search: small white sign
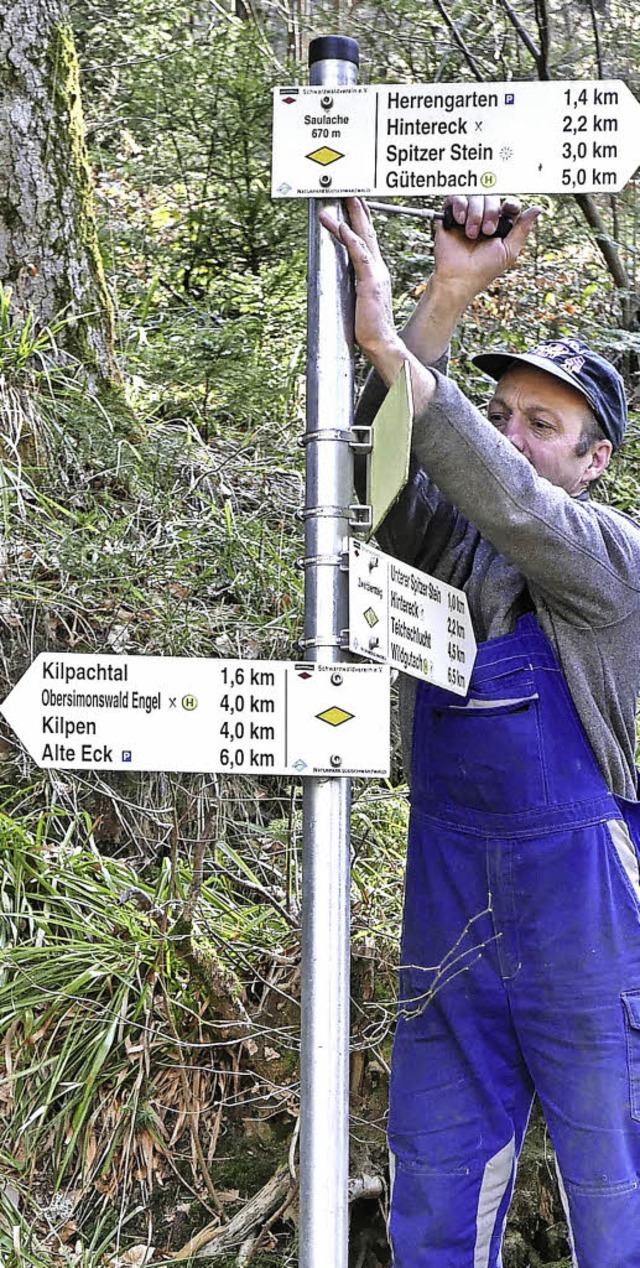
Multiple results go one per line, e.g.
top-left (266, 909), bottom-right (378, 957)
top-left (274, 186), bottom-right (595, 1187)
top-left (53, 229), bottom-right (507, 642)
top-left (272, 79), bottom-right (640, 197)
top-left (0, 655), bottom-right (390, 776)
top-left (349, 541), bottom-right (476, 694)
top-left (272, 84), bottom-right (377, 198)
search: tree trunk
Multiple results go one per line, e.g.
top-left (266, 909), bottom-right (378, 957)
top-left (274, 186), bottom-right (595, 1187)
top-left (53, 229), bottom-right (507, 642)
top-left (0, 0), bottom-right (117, 381)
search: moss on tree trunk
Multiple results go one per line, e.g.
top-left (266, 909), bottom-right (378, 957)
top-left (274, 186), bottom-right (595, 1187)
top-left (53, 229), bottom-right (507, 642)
top-left (0, 0), bottom-right (117, 381)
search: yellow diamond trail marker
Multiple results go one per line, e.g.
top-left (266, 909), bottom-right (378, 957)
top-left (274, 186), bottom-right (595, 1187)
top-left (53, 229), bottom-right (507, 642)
top-left (272, 79), bottom-right (640, 197)
top-left (0, 655), bottom-right (390, 777)
top-left (349, 540), bottom-right (477, 695)
top-left (307, 146), bottom-right (344, 166)
top-left (316, 706), bottom-right (354, 727)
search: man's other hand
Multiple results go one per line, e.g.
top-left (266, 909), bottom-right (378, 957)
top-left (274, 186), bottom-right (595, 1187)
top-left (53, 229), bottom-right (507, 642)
top-left (435, 195), bottom-right (542, 302)
top-left (319, 197), bottom-right (408, 384)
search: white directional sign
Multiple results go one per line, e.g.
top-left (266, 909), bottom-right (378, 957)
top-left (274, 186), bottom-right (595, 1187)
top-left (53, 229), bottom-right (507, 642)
top-left (272, 79), bottom-right (640, 197)
top-left (349, 541), bottom-right (476, 694)
top-left (0, 655), bottom-right (390, 777)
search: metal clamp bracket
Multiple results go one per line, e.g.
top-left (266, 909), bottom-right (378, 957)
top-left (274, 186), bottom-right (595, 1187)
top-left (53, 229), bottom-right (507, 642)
top-left (296, 504), bottom-right (370, 528)
top-left (297, 630), bottom-right (351, 652)
top-left (297, 426), bottom-right (373, 453)
top-left (295, 553), bottom-right (346, 571)
top-left (348, 425), bottom-right (373, 454)
top-left (348, 504), bottom-right (372, 533)
top-left (296, 506), bottom-right (344, 522)
top-left (298, 428), bottom-right (349, 448)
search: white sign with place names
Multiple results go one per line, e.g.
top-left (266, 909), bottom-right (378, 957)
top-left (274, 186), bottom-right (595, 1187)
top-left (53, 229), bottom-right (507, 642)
top-left (0, 655), bottom-right (390, 777)
top-left (349, 540), bottom-right (476, 694)
top-left (272, 79), bottom-right (640, 198)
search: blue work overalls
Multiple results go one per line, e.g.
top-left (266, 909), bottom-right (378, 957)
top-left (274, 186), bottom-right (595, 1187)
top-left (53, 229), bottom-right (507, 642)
top-left (388, 614), bottom-right (640, 1267)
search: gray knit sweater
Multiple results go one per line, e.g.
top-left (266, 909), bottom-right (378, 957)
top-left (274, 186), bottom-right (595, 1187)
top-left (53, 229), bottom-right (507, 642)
top-left (356, 364), bottom-right (640, 800)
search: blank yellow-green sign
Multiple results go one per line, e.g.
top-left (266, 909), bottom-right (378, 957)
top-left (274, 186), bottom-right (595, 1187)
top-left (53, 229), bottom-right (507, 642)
top-left (367, 360), bottom-right (413, 536)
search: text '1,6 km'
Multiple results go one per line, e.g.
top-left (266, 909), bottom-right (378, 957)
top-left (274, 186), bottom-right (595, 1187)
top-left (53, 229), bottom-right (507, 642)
top-left (0, 655), bottom-right (391, 777)
top-left (271, 79), bottom-right (640, 197)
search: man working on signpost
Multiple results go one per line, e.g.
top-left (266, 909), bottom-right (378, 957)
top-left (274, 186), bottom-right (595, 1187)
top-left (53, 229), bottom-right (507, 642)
top-left (319, 194), bottom-right (640, 1267)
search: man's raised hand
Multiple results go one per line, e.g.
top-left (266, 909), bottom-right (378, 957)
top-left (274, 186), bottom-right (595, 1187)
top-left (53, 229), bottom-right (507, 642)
top-left (318, 197), bottom-right (407, 382)
top-left (318, 195), bottom-right (542, 387)
top-left (434, 195), bottom-right (542, 301)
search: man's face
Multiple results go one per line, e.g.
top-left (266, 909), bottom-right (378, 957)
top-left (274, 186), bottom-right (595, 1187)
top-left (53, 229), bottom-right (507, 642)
top-left (487, 364), bottom-right (612, 495)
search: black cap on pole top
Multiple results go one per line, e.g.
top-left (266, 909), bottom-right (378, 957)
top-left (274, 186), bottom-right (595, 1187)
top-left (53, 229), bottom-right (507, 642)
top-left (308, 35), bottom-right (359, 67)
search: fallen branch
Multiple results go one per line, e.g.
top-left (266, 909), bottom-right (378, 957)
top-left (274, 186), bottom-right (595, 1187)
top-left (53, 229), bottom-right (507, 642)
top-left (173, 1166), bottom-right (386, 1260)
top-left (174, 1168), bottom-right (292, 1260)
top-left (348, 1173), bottom-right (385, 1203)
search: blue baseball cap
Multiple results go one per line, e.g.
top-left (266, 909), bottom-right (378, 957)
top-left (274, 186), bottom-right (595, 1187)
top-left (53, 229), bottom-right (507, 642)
top-left (472, 337), bottom-right (627, 450)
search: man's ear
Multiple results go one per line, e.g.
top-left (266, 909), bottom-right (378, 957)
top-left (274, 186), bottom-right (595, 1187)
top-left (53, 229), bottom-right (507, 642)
top-left (584, 438), bottom-right (613, 485)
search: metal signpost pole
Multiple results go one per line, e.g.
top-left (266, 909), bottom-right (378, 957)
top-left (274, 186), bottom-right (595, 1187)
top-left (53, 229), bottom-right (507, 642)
top-left (299, 34), bottom-right (360, 1268)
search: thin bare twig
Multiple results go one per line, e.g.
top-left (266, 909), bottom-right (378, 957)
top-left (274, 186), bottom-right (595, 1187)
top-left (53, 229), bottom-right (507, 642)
top-left (574, 194), bottom-right (636, 327)
top-left (431, 0), bottom-right (484, 79)
top-left (494, 0), bottom-right (541, 63)
top-left (185, 803), bottom-right (218, 921)
top-left (158, 978), bottom-right (227, 1220)
top-left (214, 863), bottom-right (299, 929)
top-left (533, 0), bottom-right (551, 79)
top-left (585, 0), bottom-right (604, 78)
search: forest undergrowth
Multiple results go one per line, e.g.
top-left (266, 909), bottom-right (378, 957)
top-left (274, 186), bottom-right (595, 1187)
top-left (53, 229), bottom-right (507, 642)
top-left (0, 292), bottom-right (409, 1265)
